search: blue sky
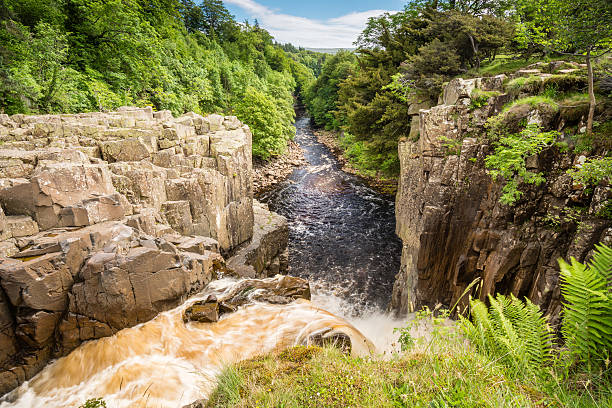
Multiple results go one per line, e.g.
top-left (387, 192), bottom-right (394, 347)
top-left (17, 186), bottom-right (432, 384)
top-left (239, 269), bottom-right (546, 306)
top-left (224, 0), bottom-right (407, 48)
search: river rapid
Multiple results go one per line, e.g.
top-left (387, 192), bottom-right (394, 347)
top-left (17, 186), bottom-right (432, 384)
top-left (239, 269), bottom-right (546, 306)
top-left (259, 109), bottom-right (403, 316)
top-left (0, 110), bottom-right (404, 408)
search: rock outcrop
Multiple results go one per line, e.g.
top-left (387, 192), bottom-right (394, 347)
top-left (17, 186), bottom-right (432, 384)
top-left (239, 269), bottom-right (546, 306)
top-left (183, 275), bottom-right (311, 323)
top-left (392, 69), bottom-right (612, 323)
top-left (228, 200), bottom-right (289, 278)
top-left (0, 107), bottom-right (289, 394)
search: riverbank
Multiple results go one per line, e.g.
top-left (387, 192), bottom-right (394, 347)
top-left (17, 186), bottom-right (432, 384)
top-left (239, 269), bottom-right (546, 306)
top-left (205, 340), bottom-right (604, 408)
top-left (314, 129), bottom-right (398, 196)
top-left (253, 139), bottom-right (307, 196)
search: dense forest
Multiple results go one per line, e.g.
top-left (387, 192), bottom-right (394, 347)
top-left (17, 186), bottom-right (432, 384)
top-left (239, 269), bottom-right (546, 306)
top-left (0, 0), bottom-right (326, 158)
top-left (305, 0), bottom-right (611, 177)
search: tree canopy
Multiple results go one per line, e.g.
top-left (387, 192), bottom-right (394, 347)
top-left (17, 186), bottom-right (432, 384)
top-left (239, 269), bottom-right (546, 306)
top-left (0, 0), bottom-right (319, 159)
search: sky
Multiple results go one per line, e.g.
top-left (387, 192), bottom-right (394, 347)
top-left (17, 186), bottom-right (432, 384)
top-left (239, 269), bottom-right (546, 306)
top-left (224, 0), bottom-right (407, 48)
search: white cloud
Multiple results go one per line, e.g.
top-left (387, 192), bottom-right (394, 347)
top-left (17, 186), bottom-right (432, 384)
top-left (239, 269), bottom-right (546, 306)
top-left (225, 0), bottom-right (397, 48)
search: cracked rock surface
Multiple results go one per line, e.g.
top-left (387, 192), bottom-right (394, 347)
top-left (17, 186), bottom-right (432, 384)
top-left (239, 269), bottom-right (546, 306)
top-left (0, 107), bottom-right (289, 394)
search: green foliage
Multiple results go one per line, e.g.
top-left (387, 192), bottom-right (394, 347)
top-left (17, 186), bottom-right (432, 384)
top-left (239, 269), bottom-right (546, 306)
top-left (78, 398), bottom-right (106, 408)
top-left (542, 206), bottom-right (585, 230)
top-left (567, 156), bottom-right (612, 187)
top-left (0, 0), bottom-right (317, 159)
top-left (439, 136), bottom-right (463, 155)
top-left (559, 245), bottom-right (612, 369)
top-left (485, 125), bottom-right (558, 205)
top-left (339, 132), bottom-right (400, 177)
top-left (207, 365), bottom-right (243, 406)
top-left (304, 4), bottom-right (512, 177)
top-left (305, 51), bottom-right (355, 130)
top-left (394, 307), bottom-right (455, 352)
top-left (503, 95), bottom-right (559, 112)
top-left (235, 86), bottom-right (295, 159)
top-left (505, 75), bottom-right (543, 95)
top-left (460, 294), bottom-right (554, 375)
top-left (469, 89), bottom-right (500, 110)
top-left (515, 0), bottom-right (612, 58)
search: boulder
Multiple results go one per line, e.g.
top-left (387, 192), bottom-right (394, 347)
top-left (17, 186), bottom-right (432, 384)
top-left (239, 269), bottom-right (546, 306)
top-left (100, 137), bottom-right (155, 162)
top-left (69, 245), bottom-right (221, 331)
top-left (218, 275), bottom-right (311, 310)
top-left (303, 328), bottom-right (352, 354)
top-left (183, 299), bottom-right (220, 323)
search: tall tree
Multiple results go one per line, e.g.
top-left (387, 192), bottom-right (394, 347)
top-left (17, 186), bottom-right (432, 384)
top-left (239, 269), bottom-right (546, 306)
top-left (517, 0), bottom-right (612, 135)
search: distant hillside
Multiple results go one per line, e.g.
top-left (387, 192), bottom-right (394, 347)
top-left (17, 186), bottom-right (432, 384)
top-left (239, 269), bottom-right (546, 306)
top-left (305, 47), bottom-right (356, 54)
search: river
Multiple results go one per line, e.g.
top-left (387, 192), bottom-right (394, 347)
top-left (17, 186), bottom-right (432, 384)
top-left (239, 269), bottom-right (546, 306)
top-left (259, 109), bottom-right (402, 316)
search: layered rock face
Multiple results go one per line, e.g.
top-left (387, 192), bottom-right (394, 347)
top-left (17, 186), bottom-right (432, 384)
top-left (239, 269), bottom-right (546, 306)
top-left (0, 107), bottom-right (288, 394)
top-left (392, 72), bottom-right (611, 322)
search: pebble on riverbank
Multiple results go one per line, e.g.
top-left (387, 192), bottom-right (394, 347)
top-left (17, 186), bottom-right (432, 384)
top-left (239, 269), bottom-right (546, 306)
top-left (253, 139), bottom-right (307, 196)
top-left (314, 130), bottom-right (398, 196)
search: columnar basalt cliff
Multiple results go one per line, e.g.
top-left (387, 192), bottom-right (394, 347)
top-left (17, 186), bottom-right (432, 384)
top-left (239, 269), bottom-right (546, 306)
top-left (0, 107), bottom-right (288, 394)
top-left (392, 65), bottom-right (611, 322)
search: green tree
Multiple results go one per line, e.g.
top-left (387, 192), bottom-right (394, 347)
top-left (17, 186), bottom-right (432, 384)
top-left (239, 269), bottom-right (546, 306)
top-left (306, 51), bottom-right (356, 129)
top-left (516, 0), bottom-right (612, 135)
top-left (234, 86), bottom-right (294, 159)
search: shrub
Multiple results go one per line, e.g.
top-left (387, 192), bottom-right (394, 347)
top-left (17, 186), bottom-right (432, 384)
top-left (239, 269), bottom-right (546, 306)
top-left (460, 294), bottom-right (554, 375)
top-left (559, 244), bottom-right (612, 369)
top-left (79, 399), bottom-right (106, 408)
top-left (567, 156), bottom-right (612, 187)
top-left (485, 125), bottom-right (558, 205)
top-left (234, 86), bottom-right (294, 159)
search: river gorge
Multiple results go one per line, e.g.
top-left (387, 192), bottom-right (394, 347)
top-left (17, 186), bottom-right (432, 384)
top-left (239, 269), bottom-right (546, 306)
top-left (0, 66), bottom-right (609, 407)
top-left (260, 111), bottom-right (402, 315)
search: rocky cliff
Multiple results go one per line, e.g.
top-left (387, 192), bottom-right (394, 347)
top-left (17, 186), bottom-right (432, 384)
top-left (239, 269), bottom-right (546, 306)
top-left (392, 65), bottom-right (611, 322)
top-left (0, 107), bottom-right (288, 394)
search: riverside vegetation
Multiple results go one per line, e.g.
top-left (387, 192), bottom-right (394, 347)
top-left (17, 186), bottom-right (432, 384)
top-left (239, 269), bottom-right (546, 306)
top-left (0, 0), bottom-right (324, 159)
top-left (304, 0), bottom-right (611, 182)
top-left (206, 247), bottom-right (612, 408)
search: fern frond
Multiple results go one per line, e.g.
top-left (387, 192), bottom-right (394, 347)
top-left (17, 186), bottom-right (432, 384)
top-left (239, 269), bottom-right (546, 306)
top-left (461, 294), bottom-right (553, 374)
top-left (559, 246), bottom-right (612, 367)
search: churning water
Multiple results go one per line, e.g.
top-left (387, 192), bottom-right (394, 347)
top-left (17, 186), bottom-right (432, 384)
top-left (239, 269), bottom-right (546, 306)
top-left (259, 110), bottom-right (403, 316)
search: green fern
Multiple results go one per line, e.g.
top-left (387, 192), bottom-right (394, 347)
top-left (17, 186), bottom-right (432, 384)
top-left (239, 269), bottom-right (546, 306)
top-left (460, 294), bottom-right (554, 374)
top-left (559, 244), bottom-right (612, 368)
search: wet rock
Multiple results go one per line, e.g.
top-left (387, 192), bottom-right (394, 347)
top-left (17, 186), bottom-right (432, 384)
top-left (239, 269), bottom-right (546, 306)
top-left (182, 294), bottom-right (232, 323)
top-left (219, 275), bottom-right (311, 309)
top-left (183, 301), bottom-right (219, 323)
top-left (304, 328), bottom-right (352, 354)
